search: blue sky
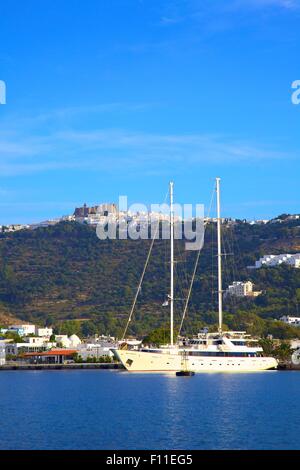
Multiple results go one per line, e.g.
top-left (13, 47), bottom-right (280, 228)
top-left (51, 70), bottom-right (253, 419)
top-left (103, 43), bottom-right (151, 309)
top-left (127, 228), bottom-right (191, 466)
top-left (0, 0), bottom-right (300, 224)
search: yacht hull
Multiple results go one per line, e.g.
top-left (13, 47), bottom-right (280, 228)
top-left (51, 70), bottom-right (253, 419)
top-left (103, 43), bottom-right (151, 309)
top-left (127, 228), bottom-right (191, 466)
top-left (113, 349), bottom-right (278, 372)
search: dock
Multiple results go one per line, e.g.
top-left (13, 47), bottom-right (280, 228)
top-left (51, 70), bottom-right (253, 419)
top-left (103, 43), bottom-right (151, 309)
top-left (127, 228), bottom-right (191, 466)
top-left (0, 362), bottom-right (124, 371)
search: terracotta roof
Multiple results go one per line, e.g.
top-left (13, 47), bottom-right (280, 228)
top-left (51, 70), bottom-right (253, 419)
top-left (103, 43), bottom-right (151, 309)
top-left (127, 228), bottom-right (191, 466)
top-left (23, 349), bottom-right (77, 357)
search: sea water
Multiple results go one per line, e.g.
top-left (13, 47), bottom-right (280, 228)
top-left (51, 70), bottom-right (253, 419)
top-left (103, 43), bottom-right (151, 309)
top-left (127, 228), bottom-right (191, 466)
top-left (0, 370), bottom-right (299, 450)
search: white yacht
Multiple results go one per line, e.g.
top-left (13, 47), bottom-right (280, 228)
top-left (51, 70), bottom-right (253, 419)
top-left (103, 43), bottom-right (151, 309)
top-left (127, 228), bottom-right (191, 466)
top-left (113, 178), bottom-right (277, 373)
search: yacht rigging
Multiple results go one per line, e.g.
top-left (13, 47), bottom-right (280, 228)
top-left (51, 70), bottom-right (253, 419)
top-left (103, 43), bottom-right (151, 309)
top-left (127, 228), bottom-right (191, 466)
top-left (113, 179), bottom-right (277, 372)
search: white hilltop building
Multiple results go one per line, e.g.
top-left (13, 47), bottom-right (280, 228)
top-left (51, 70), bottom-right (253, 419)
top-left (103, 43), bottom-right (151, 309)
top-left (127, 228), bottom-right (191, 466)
top-left (248, 219), bottom-right (269, 225)
top-left (280, 316), bottom-right (300, 327)
top-left (225, 281), bottom-right (262, 298)
top-left (250, 254), bottom-right (300, 269)
top-left (73, 201), bottom-right (184, 227)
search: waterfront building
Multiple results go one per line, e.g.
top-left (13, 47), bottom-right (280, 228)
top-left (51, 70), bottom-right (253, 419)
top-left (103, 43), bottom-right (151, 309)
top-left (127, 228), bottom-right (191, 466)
top-left (35, 327), bottom-right (53, 338)
top-left (69, 334), bottom-right (81, 347)
top-left (77, 344), bottom-right (113, 360)
top-left (5, 341), bottom-right (55, 355)
top-left (0, 342), bottom-right (6, 365)
top-left (77, 340), bottom-right (116, 360)
top-left (55, 335), bottom-right (72, 348)
top-left (23, 349), bottom-right (77, 364)
top-left (23, 336), bottom-right (50, 347)
top-left (54, 334), bottom-right (82, 348)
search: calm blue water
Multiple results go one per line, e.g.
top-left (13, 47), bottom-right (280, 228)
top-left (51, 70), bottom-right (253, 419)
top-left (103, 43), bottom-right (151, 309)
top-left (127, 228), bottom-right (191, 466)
top-left (0, 370), bottom-right (299, 450)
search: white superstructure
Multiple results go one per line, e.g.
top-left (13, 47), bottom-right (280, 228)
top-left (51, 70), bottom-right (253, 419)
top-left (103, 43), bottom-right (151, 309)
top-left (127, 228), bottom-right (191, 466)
top-left (113, 179), bottom-right (277, 373)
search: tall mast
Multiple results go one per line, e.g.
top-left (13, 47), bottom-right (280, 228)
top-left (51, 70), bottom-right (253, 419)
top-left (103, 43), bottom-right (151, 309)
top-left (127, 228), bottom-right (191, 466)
top-left (216, 177), bottom-right (223, 334)
top-left (170, 181), bottom-right (174, 346)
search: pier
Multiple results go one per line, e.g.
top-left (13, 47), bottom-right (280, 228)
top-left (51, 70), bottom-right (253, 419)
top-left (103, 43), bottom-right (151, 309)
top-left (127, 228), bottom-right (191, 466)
top-left (0, 362), bottom-right (124, 371)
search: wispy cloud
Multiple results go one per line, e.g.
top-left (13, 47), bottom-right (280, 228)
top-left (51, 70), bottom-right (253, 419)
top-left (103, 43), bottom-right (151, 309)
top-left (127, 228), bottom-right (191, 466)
top-left (109, 0), bottom-right (300, 59)
top-left (159, 16), bottom-right (185, 26)
top-left (56, 129), bottom-right (288, 163)
top-left (0, 109), bottom-right (294, 176)
top-left (0, 102), bottom-right (156, 130)
top-left (232, 0), bottom-right (300, 9)
top-left (156, 0), bottom-right (300, 32)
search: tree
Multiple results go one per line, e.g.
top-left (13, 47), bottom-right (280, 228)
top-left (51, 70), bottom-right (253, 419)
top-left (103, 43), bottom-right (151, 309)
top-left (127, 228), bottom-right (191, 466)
top-left (230, 311), bottom-right (265, 336)
top-left (259, 338), bottom-right (275, 356)
top-left (1, 219), bottom-right (300, 339)
top-left (4, 331), bottom-right (23, 343)
top-left (273, 343), bottom-right (292, 362)
top-left (143, 327), bottom-right (171, 346)
top-left (81, 321), bottom-right (97, 337)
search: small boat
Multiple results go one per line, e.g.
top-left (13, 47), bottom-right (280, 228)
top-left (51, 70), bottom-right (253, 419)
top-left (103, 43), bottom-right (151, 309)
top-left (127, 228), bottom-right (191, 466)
top-left (176, 371), bottom-right (195, 377)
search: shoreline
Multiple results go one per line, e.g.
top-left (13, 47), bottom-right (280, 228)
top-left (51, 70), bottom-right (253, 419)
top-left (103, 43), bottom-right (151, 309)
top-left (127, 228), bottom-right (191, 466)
top-left (277, 363), bottom-right (300, 371)
top-left (1, 363), bottom-right (300, 371)
top-left (0, 362), bottom-right (124, 371)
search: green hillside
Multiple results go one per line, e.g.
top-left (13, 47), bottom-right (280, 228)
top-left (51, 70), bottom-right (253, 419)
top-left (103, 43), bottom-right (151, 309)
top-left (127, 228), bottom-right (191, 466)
top-left (0, 218), bottom-right (300, 339)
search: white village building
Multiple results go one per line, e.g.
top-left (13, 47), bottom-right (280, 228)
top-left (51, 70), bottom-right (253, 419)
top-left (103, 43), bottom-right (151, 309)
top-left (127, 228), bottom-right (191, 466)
top-left (252, 254), bottom-right (300, 269)
top-left (10, 324), bottom-right (36, 336)
top-left (225, 281), bottom-right (261, 298)
top-left (35, 327), bottom-right (53, 338)
top-left (0, 342), bottom-right (6, 365)
top-left (280, 316), bottom-right (300, 327)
